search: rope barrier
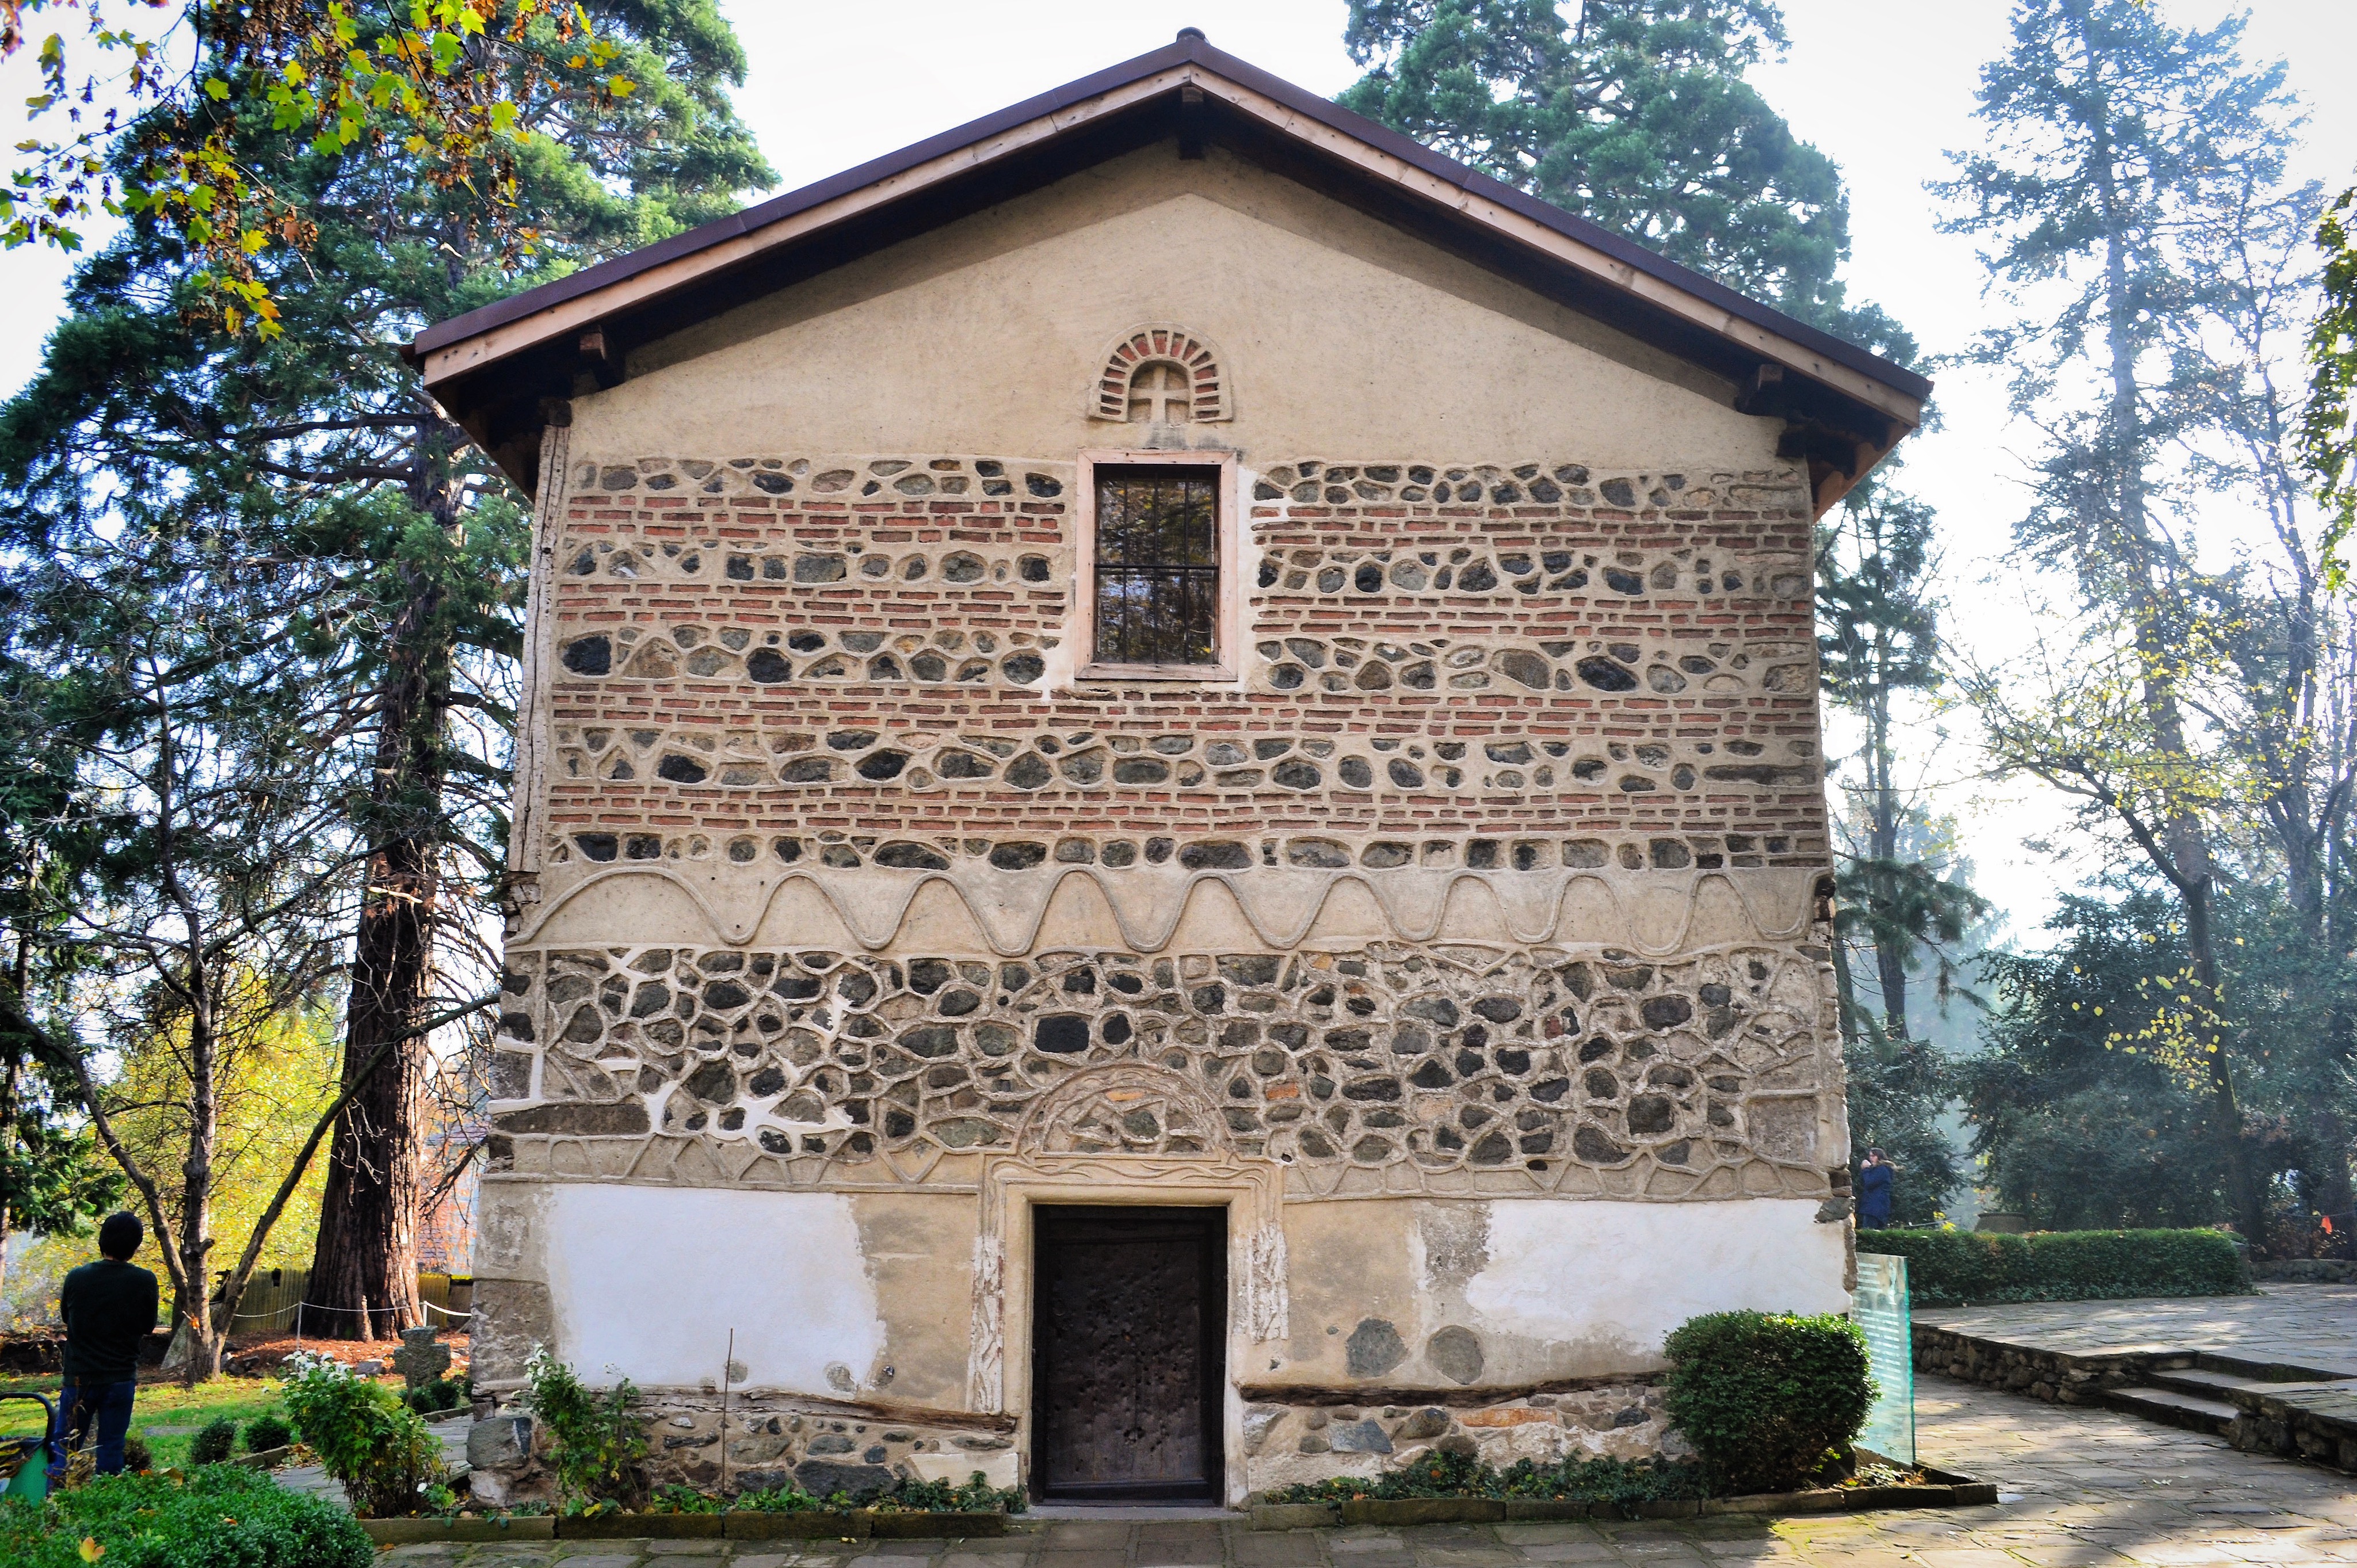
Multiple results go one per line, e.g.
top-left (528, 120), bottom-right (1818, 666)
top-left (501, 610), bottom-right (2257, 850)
top-left (224, 1297), bottom-right (472, 1328)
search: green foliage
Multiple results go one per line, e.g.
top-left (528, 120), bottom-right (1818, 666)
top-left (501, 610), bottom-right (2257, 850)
top-left (1817, 479), bottom-right (1985, 1224)
top-left (1661, 1311), bottom-right (1872, 1495)
top-left (628, 1472), bottom-right (1024, 1517)
top-left (402, 1376), bottom-right (466, 1415)
top-left (1841, 1034), bottom-right (1961, 1226)
top-left (1857, 1227), bottom-right (2251, 1308)
top-left (188, 1414), bottom-right (238, 1465)
top-left (121, 1435), bottom-right (152, 1474)
top-left (1, 0), bottom-right (775, 1355)
top-left (244, 1411), bottom-right (295, 1453)
top-left (1958, 886), bottom-right (2351, 1230)
top-left (280, 1352), bottom-right (444, 1517)
top-left (1265, 1448), bottom-right (1708, 1514)
top-left (1937, 0), bottom-right (2336, 1244)
top-left (522, 1346), bottom-right (649, 1513)
top-left (2310, 186), bottom-right (2357, 584)
top-left (723, 1485), bottom-right (845, 1513)
top-left (1340, 0), bottom-right (1864, 330)
top-left (0, 1464), bottom-right (369, 1568)
top-left (871, 1471), bottom-right (1028, 1514)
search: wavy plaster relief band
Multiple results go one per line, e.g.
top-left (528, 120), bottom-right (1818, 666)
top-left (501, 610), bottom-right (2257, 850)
top-left (513, 863), bottom-right (1821, 956)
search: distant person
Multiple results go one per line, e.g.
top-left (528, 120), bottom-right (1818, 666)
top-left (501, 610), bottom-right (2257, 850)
top-left (1856, 1147), bottom-right (1895, 1230)
top-left (49, 1211), bottom-right (159, 1481)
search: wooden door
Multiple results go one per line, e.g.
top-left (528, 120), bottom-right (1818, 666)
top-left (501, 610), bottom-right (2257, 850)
top-left (1031, 1205), bottom-right (1227, 1501)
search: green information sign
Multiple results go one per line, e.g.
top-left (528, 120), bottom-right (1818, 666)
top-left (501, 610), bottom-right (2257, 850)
top-left (1853, 1251), bottom-right (1914, 1464)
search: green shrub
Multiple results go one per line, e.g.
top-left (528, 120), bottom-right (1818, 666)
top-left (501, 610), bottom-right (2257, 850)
top-left (121, 1435), bottom-right (153, 1473)
top-left (281, 1352), bottom-right (445, 1516)
top-left (1858, 1227), bottom-right (2252, 1307)
top-left (402, 1376), bottom-right (466, 1415)
top-left (727, 1483), bottom-right (846, 1512)
top-left (0, 1464), bottom-right (369, 1568)
top-left (245, 1412), bottom-right (295, 1453)
top-left (188, 1415), bottom-right (238, 1466)
top-left (639, 1474), bottom-right (1024, 1516)
top-left (872, 1471), bottom-right (1028, 1513)
top-left (1662, 1310), bottom-right (1873, 1495)
top-left (1264, 1449), bottom-right (1707, 1515)
top-left (522, 1346), bottom-right (649, 1513)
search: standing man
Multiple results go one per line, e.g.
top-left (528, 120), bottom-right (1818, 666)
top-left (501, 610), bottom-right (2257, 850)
top-left (1856, 1147), bottom-right (1897, 1231)
top-left (49, 1212), bottom-right (159, 1481)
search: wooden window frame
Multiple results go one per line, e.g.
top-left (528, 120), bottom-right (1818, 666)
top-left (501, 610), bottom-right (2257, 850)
top-left (1073, 449), bottom-right (1241, 682)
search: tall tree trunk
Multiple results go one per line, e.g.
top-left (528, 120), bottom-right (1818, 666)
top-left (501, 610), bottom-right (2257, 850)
top-left (1864, 666), bottom-right (1911, 1041)
top-left (2067, 0), bottom-right (2263, 1242)
top-left (306, 451), bottom-right (457, 1340)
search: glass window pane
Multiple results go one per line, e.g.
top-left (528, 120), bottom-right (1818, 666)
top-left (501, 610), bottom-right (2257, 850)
top-left (1093, 467), bottom-right (1219, 665)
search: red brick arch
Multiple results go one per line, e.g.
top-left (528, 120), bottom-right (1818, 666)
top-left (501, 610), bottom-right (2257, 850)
top-left (1089, 325), bottom-right (1233, 422)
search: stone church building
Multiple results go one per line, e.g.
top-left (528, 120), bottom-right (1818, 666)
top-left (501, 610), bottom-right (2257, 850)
top-left (415, 32), bottom-right (1925, 1507)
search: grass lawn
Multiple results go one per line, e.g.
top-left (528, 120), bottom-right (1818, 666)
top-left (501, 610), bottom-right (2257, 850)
top-left (0, 1373), bottom-right (291, 1471)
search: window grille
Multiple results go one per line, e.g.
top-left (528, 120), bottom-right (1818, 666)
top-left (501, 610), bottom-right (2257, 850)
top-left (1092, 467), bottom-right (1219, 667)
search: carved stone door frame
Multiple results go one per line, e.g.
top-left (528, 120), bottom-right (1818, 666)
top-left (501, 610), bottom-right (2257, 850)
top-left (969, 1153), bottom-right (1286, 1508)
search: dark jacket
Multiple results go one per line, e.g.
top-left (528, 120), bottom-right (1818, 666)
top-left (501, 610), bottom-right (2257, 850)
top-left (1856, 1161), bottom-right (1895, 1222)
top-left (60, 1258), bottom-right (159, 1382)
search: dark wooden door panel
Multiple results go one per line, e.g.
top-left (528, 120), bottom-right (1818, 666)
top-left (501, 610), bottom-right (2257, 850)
top-left (1032, 1205), bottom-right (1226, 1500)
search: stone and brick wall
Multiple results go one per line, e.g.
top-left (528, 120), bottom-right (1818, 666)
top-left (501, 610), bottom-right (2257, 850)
top-left (491, 447), bottom-right (1837, 1192)
top-left (477, 443), bottom-right (1848, 1499)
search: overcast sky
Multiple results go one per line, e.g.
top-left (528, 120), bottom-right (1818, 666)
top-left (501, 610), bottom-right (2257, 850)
top-left (4, 1), bottom-right (2354, 949)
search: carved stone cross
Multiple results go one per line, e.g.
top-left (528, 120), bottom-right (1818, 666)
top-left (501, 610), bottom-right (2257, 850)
top-left (391, 1324), bottom-right (453, 1389)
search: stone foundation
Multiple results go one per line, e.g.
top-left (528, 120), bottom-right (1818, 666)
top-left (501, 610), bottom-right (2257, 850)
top-left (469, 1392), bottom-right (1019, 1506)
top-left (1240, 1380), bottom-right (1679, 1495)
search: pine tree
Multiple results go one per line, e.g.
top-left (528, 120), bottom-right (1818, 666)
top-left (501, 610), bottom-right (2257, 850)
top-left (1938, 0), bottom-right (2315, 1242)
top-left (1816, 476), bottom-right (1986, 1221)
top-left (0, 0), bottom-right (771, 1338)
top-left (1338, 0), bottom-right (1902, 352)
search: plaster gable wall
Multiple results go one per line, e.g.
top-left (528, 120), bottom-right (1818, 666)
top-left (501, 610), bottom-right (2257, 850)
top-left (566, 143), bottom-right (1779, 470)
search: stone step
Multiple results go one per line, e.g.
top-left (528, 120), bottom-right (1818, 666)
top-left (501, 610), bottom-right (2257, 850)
top-left (2192, 1350), bottom-right (2355, 1385)
top-left (2101, 1384), bottom-right (2240, 1435)
top-left (2146, 1365), bottom-right (2273, 1401)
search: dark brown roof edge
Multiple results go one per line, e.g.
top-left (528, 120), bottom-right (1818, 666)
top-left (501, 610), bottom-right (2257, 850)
top-left (410, 32), bottom-right (1928, 405)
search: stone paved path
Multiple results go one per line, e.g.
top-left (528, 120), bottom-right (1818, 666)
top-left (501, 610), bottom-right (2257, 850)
top-left (1914, 1285), bottom-right (2357, 1375)
top-left (367, 1375), bottom-right (2357, 1566)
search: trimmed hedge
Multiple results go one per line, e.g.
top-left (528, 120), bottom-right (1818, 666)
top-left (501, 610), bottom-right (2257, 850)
top-left (1859, 1227), bottom-right (2251, 1307)
top-left (0, 1465), bottom-right (371, 1568)
top-left (1662, 1311), bottom-right (1873, 1495)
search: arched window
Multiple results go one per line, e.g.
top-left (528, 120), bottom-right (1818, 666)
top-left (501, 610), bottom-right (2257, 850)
top-left (1090, 325), bottom-right (1232, 423)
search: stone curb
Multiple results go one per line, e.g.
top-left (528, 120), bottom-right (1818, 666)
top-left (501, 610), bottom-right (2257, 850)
top-left (360, 1517), bottom-right (558, 1544)
top-left (357, 1510), bottom-right (1009, 1544)
top-left (1248, 1476), bottom-right (1996, 1530)
top-left (231, 1444), bottom-right (295, 1470)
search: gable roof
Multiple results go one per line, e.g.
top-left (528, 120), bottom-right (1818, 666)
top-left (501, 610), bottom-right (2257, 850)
top-left (411, 29), bottom-right (1928, 509)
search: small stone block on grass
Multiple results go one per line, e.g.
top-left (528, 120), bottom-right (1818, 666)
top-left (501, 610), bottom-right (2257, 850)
top-left (1503, 1501), bottom-right (1599, 1520)
top-left (724, 1510), bottom-right (869, 1539)
top-left (867, 1512), bottom-right (1010, 1539)
top-left (1341, 1498), bottom-right (1507, 1526)
top-left (560, 1512), bottom-right (726, 1539)
top-left (359, 1517), bottom-right (558, 1544)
